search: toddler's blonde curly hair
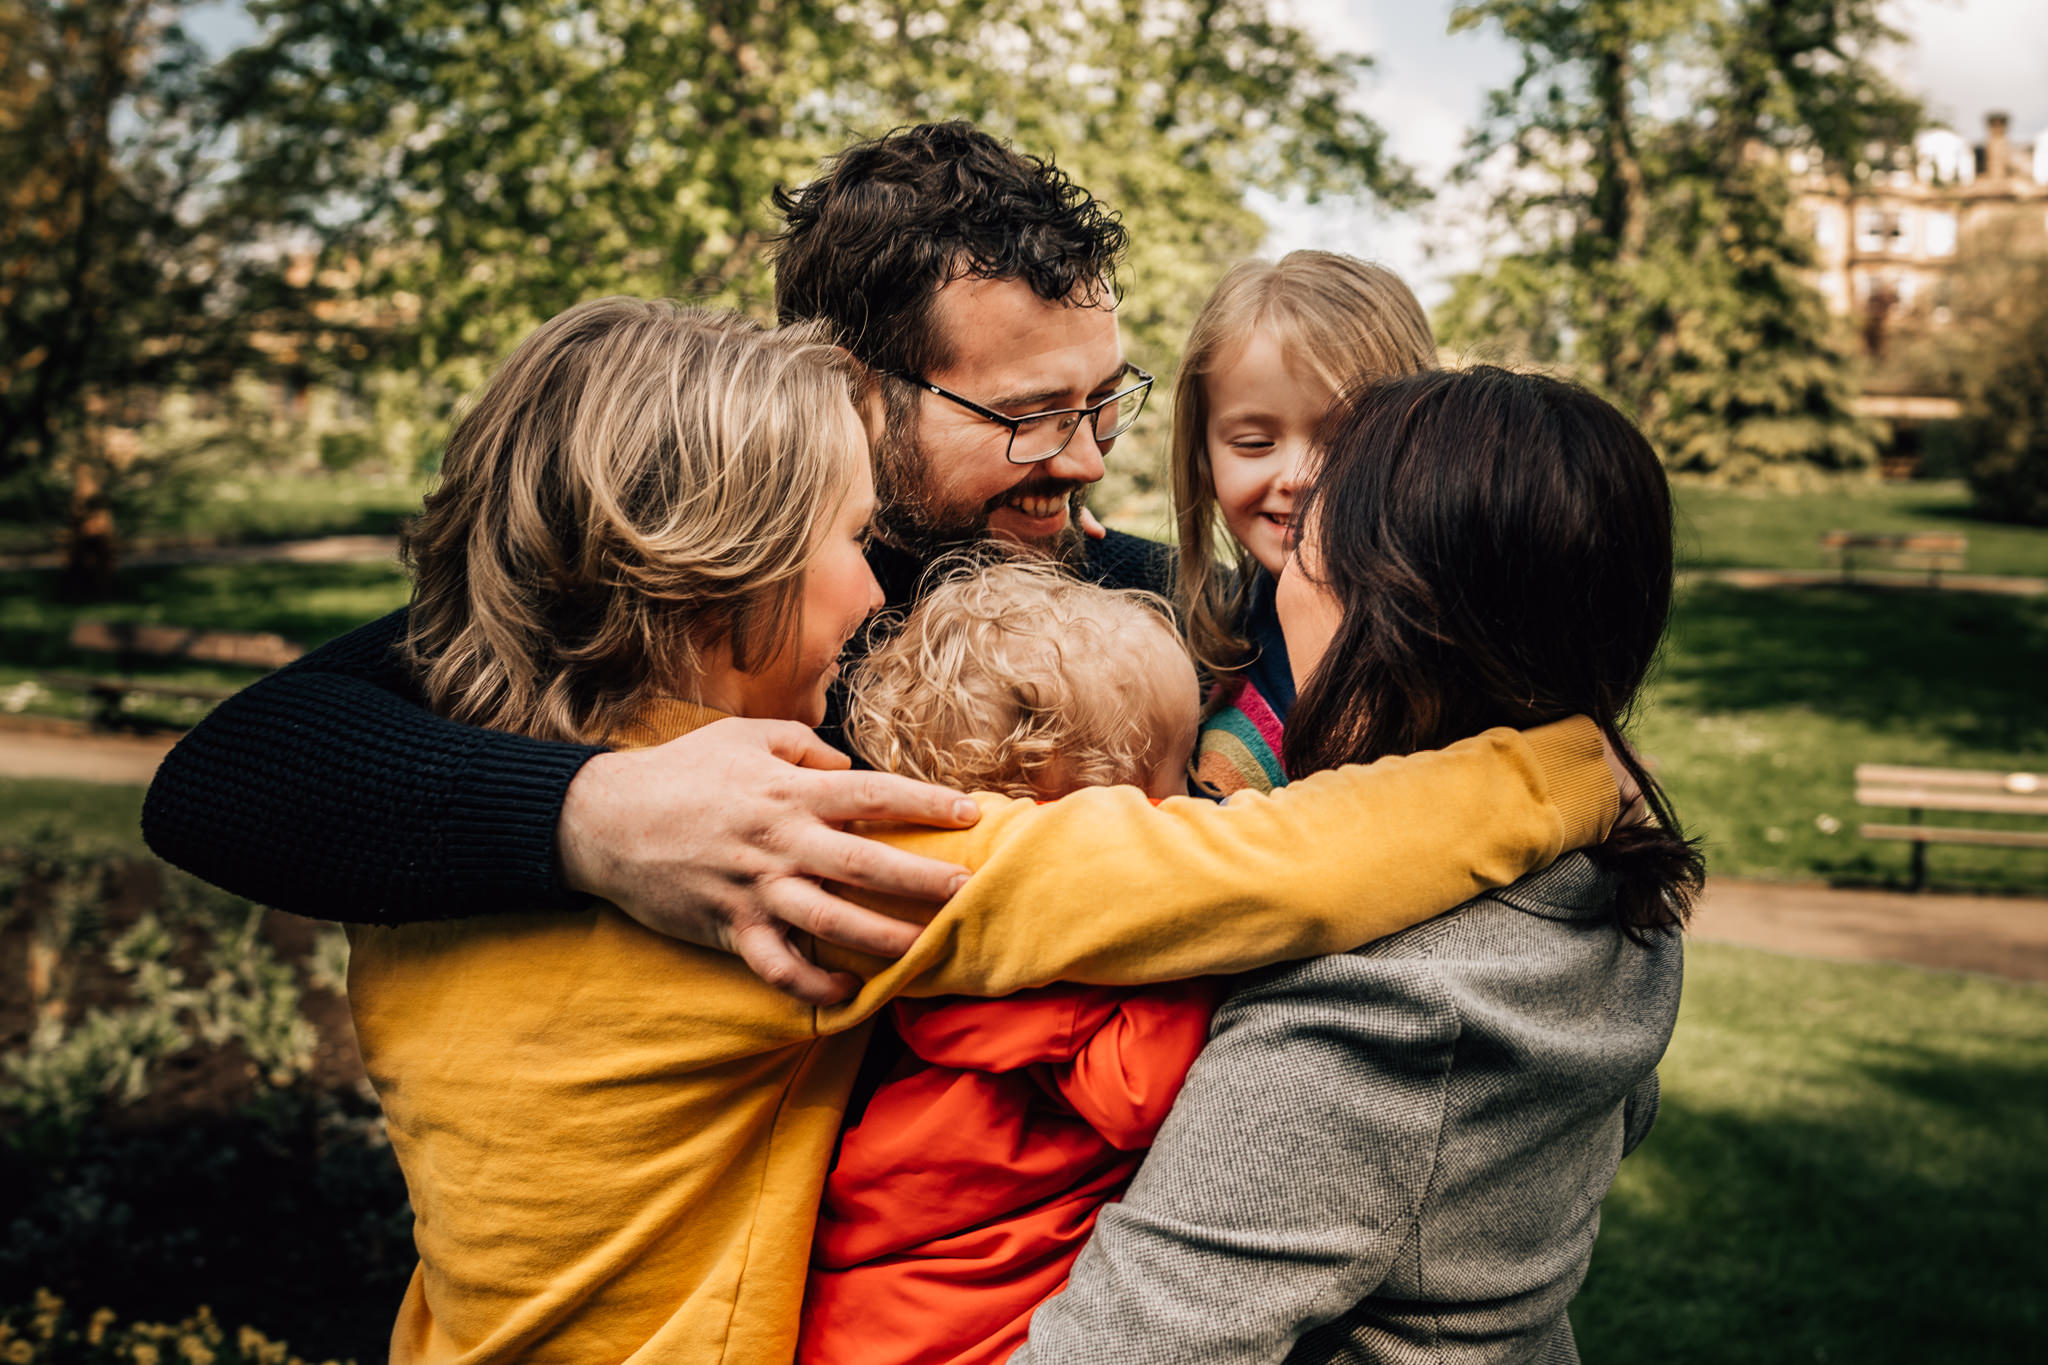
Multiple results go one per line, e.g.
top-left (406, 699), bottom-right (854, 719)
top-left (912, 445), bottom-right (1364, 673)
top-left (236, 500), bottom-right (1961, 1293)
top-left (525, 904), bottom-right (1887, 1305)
top-left (844, 556), bottom-right (1200, 800)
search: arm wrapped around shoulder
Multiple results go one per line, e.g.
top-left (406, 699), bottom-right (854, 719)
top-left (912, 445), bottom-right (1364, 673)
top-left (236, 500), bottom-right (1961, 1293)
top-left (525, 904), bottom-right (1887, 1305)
top-left (813, 716), bottom-right (1619, 1019)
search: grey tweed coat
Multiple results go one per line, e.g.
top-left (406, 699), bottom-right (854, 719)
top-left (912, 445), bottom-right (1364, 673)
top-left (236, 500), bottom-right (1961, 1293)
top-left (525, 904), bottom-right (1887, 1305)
top-left (1013, 852), bottom-right (1682, 1365)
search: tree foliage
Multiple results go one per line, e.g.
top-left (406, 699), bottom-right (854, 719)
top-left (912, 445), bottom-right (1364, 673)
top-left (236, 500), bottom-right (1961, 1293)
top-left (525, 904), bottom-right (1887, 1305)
top-left (238, 0), bottom-right (1415, 436)
top-left (1438, 0), bottom-right (1920, 485)
top-left (1952, 232), bottom-right (2048, 525)
top-left (0, 0), bottom-right (332, 593)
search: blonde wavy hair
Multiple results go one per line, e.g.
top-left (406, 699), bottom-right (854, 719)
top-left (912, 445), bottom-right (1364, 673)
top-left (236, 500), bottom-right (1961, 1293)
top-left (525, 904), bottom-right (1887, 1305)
top-left (844, 557), bottom-right (1199, 799)
top-left (1172, 251), bottom-right (1438, 677)
top-left (400, 299), bottom-right (862, 743)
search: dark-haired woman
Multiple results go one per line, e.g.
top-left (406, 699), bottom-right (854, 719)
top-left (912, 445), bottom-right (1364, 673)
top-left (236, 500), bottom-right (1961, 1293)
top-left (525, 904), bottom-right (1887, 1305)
top-left (1016, 366), bottom-right (1704, 1365)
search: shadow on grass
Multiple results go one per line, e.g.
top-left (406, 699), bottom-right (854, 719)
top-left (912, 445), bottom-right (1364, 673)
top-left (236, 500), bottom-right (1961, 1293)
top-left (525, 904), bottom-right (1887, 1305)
top-left (1662, 584), bottom-right (2048, 754)
top-left (1575, 1050), bottom-right (2048, 1364)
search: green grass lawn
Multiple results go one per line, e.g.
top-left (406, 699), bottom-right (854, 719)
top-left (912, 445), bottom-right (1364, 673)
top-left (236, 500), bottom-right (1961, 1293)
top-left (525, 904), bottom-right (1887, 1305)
top-left (1575, 942), bottom-right (2048, 1363)
top-left (135, 469), bottom-right (430, 547)
top-left (0, 778), bottom-right (147, 849)
top-left (1638, 581), bottom-right (2048, 892)
top-left (1675, 479), bottom-right (2048, 578)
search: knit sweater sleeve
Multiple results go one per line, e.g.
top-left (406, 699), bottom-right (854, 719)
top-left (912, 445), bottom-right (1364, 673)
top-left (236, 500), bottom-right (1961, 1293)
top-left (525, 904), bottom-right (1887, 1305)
top-left (141, 609), bottom-right (603, 923)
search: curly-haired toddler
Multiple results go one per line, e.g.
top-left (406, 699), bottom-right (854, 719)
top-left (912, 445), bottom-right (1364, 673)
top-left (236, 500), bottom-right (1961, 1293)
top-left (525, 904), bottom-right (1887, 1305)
top-left (798, 558), bottom-right (1220, 1365)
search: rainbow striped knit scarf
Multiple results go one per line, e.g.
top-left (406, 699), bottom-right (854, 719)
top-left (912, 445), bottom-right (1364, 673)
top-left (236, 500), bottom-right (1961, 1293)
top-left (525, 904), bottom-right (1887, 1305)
top-left (1190, 677), bottom-right (1288, 799)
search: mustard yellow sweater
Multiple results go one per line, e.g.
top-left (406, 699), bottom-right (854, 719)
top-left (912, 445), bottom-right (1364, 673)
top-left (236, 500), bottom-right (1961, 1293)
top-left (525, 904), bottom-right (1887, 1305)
top-left (346, 703), bottom-right (1615, 1365)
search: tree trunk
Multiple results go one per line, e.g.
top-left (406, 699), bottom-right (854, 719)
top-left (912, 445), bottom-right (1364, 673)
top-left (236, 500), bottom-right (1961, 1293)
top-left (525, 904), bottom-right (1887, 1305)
top-left (58, 455), bottom-right (118, 601)
top-left (1594, 41), bottom-right (1648, 264)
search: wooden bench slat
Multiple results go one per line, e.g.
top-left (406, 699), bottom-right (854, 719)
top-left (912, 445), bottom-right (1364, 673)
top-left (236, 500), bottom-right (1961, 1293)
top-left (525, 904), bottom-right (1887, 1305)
top-left (67, 619), bottom-right (303, 669)
top-left (1855, 787), bottom-right (2048, 817)
top-left (1820, 532), bottom-right (1967, 551)
top-left (1818, 531), bottom-right (1968, 584)
top-left (1860, 824), bottom-right (2048, 850)
top-left (1855, 764), bottom-right (2045, 793)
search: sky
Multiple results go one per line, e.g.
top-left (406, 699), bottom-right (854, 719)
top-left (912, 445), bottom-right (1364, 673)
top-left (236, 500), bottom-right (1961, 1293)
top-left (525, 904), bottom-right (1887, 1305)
top-left (1269, 0), bottom-right (2048, 302)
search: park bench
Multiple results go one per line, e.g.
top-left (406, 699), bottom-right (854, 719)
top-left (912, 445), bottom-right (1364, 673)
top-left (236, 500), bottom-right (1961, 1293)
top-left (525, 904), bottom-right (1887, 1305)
top-left (1854, 763), bottom-right (2048, 890)
top-left (42, 620), bottom-right (305, 731)
top-left (1819, 531), bottom-right (1967, 585)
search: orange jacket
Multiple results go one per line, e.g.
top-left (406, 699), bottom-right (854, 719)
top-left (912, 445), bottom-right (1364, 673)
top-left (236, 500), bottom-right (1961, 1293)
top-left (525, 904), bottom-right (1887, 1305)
top-left (799, 979), bottom-right (1222, 1365)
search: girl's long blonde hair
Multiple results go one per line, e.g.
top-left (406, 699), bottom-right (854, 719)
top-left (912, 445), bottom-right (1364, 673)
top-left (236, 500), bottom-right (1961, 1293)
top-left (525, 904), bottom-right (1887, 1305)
top-left (400, 298), bottom-right (861, 744)
top-left (1171, 251), bottom-right (1438, 676)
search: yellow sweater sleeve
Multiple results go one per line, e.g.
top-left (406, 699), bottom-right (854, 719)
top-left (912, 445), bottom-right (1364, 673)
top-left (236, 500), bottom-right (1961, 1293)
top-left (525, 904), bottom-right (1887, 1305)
top-left (814, 717), bottom-right (1615, 1032)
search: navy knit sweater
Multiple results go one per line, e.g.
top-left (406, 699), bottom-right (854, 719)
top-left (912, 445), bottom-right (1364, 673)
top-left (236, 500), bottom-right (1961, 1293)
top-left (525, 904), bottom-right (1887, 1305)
top-left (141, 530), bottom-right (1174, 924)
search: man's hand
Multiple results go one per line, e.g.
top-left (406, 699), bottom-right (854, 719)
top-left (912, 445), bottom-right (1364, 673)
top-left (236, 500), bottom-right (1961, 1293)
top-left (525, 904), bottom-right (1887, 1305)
top-left (557, 718), bottom-right (980, 1004)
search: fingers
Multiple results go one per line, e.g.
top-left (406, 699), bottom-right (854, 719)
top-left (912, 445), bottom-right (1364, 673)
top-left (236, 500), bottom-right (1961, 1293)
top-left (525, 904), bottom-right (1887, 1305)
top-left (743, 719), bottom-right (853, 772)
top-left (1078, 506), bottom-right (1108, 540)
top-left (788, 818), bottom-right (968, 907)
top-left (766, 873), bottom-right (926, 956)
top-left (730, 920), bottom-right (859, 1005)
top-left (808, 768), bottom-right (981, 829)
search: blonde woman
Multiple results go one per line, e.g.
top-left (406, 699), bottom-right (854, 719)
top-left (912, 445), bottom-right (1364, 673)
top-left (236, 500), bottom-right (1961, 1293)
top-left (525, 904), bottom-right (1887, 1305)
top-left (348, 296), bottom-right (1621, 1364)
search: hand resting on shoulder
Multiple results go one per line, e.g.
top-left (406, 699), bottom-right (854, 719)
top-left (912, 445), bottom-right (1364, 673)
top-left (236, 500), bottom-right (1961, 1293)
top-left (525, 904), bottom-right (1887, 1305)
top-left (557, 717), bottom-right (980, 1005)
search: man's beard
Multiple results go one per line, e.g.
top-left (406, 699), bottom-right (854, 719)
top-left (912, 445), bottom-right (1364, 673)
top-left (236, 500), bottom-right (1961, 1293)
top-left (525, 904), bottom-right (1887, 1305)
top-left (870, 403), bottom-right (1086, 567)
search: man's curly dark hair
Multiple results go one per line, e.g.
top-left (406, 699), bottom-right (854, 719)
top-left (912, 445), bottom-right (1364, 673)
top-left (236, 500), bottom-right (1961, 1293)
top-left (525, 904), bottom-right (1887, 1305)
top-left (770, 122), bottom-right (1129, 378)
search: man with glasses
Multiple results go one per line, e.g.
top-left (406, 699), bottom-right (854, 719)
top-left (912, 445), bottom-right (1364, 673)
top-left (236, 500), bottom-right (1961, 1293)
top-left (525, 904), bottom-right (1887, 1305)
top-left (143, 121), bottom-right (1177, 997)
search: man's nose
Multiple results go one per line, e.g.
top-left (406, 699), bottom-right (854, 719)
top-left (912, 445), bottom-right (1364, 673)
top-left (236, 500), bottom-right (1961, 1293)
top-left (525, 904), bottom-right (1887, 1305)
top-left (1043, 421), bottom-right (1108, 488)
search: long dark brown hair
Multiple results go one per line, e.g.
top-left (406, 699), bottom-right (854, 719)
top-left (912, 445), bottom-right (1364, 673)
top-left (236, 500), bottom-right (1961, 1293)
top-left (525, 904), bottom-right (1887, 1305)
top-left (1283, 366), bottom-right (1703, 936)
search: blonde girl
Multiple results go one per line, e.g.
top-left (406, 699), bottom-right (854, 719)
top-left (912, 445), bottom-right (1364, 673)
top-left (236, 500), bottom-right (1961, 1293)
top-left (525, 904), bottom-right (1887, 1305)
top-left (1171, 251), bottom-right (1438, 797)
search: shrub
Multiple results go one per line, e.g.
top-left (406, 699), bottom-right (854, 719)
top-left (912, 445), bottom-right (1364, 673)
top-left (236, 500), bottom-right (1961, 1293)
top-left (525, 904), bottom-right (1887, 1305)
top-left (0, 830), bottom-right (330, 1146)
top-left (0, 829), bottom-right (413, 1361)
top-left (0, 1288), bottom-right (344, 1365)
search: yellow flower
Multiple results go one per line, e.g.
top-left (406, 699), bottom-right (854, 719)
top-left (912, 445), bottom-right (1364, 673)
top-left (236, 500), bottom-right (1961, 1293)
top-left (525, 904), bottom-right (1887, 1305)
top-left (88, 1308), bottom-right (118, 1347)
top-left (4, 1338), bottom-right (35, 1364)
top-left (131, 1344), bottom-right (160, 1365)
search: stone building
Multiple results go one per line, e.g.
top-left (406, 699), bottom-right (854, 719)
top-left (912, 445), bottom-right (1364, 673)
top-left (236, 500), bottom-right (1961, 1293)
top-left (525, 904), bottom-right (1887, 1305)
top-left (1794, 112), bottom-right (2048, 459)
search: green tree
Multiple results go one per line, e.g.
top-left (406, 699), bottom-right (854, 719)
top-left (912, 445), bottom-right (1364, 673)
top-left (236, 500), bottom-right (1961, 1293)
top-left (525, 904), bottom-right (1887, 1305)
top-left (0, 0), bottom-right (332, 594)
top-left (237, 0), bottom-right (1417, 502)
top-left (1963, 296), bottom-right (2048, 525)
top-left (1438, 0), bottom-right (1919, 485)
top-left (236, 0), bottom-right (853, 399)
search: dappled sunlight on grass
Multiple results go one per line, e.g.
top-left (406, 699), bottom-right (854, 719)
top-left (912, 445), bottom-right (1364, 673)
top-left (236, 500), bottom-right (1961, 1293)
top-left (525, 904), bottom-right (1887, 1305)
top-left (1638, 583), bottom-right (2048, 891)
top-left (1575, 943), bottom-right (2048, 1363)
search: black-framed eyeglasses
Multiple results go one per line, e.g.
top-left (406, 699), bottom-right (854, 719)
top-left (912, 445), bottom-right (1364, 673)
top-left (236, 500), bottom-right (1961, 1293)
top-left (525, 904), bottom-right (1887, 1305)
top-left (887, 363), bottom-right (1154, 465)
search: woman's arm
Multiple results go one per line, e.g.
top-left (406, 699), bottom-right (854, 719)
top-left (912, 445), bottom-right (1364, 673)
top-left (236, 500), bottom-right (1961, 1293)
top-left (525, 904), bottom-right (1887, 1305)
top-left (814, 717), bottom-right (1616, 1018)
top-left (1011, 955), bottom-right (1460, 1365)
